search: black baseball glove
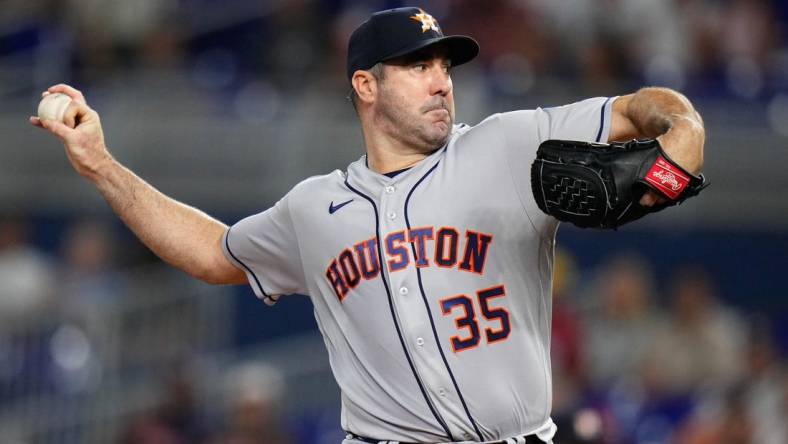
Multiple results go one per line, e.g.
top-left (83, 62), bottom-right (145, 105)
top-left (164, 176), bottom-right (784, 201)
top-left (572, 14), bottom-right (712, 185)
top-left (530, 138), bottom-right (707, 229)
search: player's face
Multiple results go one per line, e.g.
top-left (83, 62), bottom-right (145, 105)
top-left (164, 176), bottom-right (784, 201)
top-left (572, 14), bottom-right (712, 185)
top-left (374, 51), bottom-right (455, 152)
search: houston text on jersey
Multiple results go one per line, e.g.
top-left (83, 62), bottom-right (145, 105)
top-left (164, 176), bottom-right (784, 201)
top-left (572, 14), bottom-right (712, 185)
top-left (325, 226), bottom-right (493, 301)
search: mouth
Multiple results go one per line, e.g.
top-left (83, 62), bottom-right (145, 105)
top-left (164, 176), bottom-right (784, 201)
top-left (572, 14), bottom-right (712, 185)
top-left (426, 108), bottom-right (450, 120)
top-left (422, 98), bottom-right (449, 115)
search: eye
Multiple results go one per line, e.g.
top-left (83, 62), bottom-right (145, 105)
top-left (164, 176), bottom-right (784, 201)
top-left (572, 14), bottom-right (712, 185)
top-left (412, 63), bottom-right (428, 72)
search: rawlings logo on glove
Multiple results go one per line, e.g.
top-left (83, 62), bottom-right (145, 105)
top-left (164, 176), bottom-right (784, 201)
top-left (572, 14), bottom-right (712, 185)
top-left (652, 170), bottom-right (681, 191)
top-left (530, 139), bottom-right (708, 229)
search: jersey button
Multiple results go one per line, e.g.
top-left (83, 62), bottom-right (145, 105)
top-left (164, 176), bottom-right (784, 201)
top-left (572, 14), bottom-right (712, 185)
top-left (385, 186), bottom-right (395, 194)
top-left (438, 388), bottom-right (447, 396)
top-left (416, 337), bottom-right (424, 346)
top-left (462, 432), bottom-right (472, 439)
top-left (387, 211), bottom-right (396, 220)
top-left (399, 287), bottom-right (408, 295)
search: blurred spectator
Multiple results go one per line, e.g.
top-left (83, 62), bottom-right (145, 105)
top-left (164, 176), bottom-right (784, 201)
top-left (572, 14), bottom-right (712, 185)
top-left (551, 248), bottom-right (584, 411)
top-left (326, 6), bottom-right (369, 89)
top-left (57, 218), bottom-right (123, 321)
top-left (741, 321), bottom-right (787, 444)
top-left (673, 0), bottom-right (726, 80)
top-left (64, 0), bottom-right (180, 78)
top-left (266, 0), bottom-right (327, 89)
top-left (121, 366), bottom-right (208, 444)
top-left (42, 219), bottom-right (124, 395)
top-left (58, 219), bottom-right (122, 359)
top-left (0, 216), bottom-right (55, 406)
top-left (122, 413), bottom-right (184, 444)
top-left (612, 0), bottom-right (690, 88)
top-left (580, 253), bottom-right (663, 389)
top-left (551, 249), bottom-right (607, 444)
top-left (451, 0), bottom-right (553, 95)
top-left (674, 386), bottom-right (754, 444)
top-left (529, 0), bottom-right (690, 89)
top-left (719, 0), bottom-right (780, 65)
top-left (578, 254), bottom-right (672, 443)
top-left (528, 0), bottom-right (618, 89)
top-left (206, 361), bottom-right (291, 444)
top-left (0, 216), bottom-right (55, 323)
top-left (643, 267), bottom-right (747, 396)
top-left (717, 0), bottom-right (781, 98)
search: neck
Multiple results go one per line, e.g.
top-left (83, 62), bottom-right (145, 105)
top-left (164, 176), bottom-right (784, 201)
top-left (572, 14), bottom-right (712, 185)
top-left (366, 146), bottom-right (431, 174)
top-left (361, 121), bottom-right (439, 174)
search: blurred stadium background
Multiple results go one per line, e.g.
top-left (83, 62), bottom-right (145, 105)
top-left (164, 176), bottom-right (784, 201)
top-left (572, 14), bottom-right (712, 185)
top-left (0, 1), bottom-right (787, 443)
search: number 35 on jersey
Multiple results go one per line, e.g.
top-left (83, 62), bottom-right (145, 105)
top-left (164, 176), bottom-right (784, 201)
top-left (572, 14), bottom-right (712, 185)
top-left (325, 225), bottom-right (511, 353)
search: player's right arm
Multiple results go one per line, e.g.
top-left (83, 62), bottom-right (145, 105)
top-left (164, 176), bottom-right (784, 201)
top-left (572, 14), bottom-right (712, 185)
top-left (30, 84), bottom-right (246, 285)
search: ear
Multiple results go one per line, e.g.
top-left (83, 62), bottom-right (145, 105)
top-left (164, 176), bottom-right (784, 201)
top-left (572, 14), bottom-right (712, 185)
top-left (351, 70), bottom-right (378, 106)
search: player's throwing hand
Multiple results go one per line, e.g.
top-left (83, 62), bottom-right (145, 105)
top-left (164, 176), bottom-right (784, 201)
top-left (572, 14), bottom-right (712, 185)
top-left (30, 84), bottom-right (112, 183)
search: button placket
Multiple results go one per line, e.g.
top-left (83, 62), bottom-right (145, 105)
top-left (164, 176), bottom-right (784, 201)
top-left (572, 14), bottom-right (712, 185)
top-left (377, 179), bottom-right (462, 434)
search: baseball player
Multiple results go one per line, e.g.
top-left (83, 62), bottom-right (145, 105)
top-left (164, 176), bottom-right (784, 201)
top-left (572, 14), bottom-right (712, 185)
top-left (30, 7), bottom-right (705, 444)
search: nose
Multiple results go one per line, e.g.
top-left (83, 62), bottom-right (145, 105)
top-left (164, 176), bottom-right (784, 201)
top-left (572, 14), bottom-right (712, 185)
top-left (429, 65), bottom-right (452, 97)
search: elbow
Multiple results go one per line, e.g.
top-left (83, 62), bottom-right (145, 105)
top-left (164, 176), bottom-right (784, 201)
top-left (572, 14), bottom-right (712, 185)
top-left (628, 87), bottom-right (704, 137)
top-left (195, 270), bottom-right (227, 285)
top-left (186, 265), bottom-right (220, 285)
top-left (185, 263), bottom-right (230, 285)
top-left (187, 260), bottom-right (240, 286)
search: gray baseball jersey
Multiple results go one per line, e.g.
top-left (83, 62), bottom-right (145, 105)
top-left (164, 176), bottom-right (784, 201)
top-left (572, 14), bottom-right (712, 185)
top-left (222, 96), bottom-right (614, 443)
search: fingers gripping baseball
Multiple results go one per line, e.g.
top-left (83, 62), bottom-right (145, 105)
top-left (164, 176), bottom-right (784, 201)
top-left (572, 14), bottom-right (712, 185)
top-left (31, 84), bottom-right (112, 181)
top-left (48, 84), bottom-right (87, 104)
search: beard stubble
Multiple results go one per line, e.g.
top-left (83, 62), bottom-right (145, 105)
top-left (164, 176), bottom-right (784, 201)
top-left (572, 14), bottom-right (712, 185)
top-left (375, 85), bottom-right (453, 152)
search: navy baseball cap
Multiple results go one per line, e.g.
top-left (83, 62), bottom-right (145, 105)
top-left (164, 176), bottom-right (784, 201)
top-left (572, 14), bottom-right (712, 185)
top-left (346, 7), bottom-right (479, 81)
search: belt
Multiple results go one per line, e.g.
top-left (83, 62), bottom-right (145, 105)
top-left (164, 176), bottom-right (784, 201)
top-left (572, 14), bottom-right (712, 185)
top-left (345, 431), bottom-right (545, 444)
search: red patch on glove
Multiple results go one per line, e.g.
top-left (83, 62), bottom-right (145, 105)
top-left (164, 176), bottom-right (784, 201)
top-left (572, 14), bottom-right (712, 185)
top-left (644, 155), bottom-right (691, 200)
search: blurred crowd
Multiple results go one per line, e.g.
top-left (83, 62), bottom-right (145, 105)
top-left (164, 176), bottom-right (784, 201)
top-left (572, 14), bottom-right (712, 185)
top-left (549, 250), bottom-right (787, 444)
top-left (2, 0), bottom-right (787, 101)
top-left (0, 216), bottom-right (128, 400)
top-left (0, 214), bottom-right (785, 444)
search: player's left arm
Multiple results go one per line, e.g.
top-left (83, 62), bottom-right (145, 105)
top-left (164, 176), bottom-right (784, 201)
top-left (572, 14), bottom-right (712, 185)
top-left (609, 87), bottom-right (704, 175)
top-left (608, 87), bottom-right (704, 206)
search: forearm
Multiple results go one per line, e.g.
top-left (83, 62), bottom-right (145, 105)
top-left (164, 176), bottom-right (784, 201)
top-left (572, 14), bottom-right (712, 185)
top-left (32, 83), bottom-right (245, 285)
top-left (92, 157), bottom-right (234, 283)
top-left (625, 87), bottom-right (705, 174)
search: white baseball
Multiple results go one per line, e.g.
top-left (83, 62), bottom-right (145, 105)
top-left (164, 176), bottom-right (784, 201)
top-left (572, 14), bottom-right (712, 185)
top-left (37, 92), bottom-right (72, 122)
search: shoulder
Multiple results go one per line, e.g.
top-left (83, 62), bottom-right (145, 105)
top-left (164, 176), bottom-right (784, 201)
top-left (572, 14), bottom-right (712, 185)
top-left (451, 110), bottom-right (544, 150)
top-left (289, 170), bottom-right (347, 202)
top-left (256, 170), bottom-right (347, 229)
top-left (459, 110), bottom-right (543, 135)
top-left (450, 113), bottom-right (508, 140)
top-left (447, 117), bottom-right (498, 154)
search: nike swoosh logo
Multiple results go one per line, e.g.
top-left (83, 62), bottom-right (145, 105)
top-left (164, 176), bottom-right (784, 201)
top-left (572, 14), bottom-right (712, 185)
top-left (329, 199), bottom-right (354, 214)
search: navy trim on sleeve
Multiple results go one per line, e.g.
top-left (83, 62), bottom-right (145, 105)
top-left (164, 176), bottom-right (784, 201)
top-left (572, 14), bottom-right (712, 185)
top-left (224, 226), bottom-right (274, 302)
top-left (595, 97), bottom-right (612, 142)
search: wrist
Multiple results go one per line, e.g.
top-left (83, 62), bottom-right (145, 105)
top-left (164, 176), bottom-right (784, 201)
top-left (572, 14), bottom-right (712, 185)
top-left (85, 150), bottom-right (118, 184)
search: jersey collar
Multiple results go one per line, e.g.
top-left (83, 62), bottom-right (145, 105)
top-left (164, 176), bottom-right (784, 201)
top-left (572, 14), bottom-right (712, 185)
top-left (347, 142), bottom-right (448, 196)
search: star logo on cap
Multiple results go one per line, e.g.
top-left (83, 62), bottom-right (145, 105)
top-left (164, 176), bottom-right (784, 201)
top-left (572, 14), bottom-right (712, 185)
top-left (410, 8), bottom-right (440, 33)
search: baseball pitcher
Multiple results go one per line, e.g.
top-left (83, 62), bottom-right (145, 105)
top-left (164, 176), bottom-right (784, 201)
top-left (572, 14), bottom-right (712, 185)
top-left (31, 7), bottom-right (705, 444)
